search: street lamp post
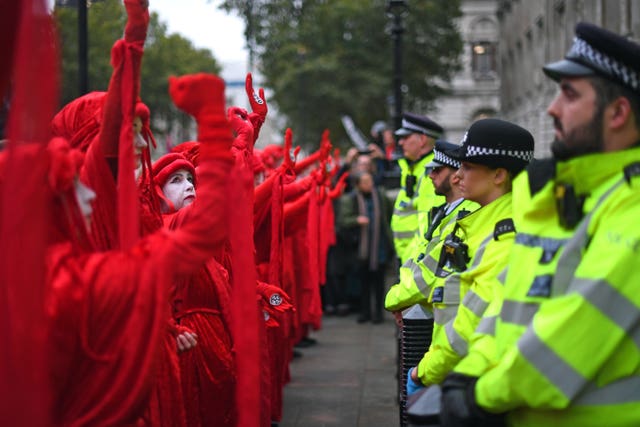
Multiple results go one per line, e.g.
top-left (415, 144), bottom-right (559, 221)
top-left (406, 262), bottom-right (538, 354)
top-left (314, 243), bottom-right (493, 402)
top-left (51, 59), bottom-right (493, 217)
top-left (55, 0), bottom-right (96, 95)
top-left (387, 0), bottom-right (407, 133)
top-left (78, 0), bottom-right (88, 95)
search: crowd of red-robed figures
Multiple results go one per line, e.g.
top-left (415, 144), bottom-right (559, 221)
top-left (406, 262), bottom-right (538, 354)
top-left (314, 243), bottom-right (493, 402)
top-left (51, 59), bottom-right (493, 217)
top-left (0, 1), bottom-right (349, 426)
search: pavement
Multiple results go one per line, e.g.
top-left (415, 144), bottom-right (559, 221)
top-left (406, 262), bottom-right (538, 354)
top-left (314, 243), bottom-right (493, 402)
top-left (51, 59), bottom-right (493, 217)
top-left (279, 311), bottom-right (400, 427)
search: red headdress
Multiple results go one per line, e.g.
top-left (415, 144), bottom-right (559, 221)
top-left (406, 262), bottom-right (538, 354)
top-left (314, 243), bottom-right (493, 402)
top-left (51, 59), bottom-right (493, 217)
top-left (171, 141), bottom-right (201, 167)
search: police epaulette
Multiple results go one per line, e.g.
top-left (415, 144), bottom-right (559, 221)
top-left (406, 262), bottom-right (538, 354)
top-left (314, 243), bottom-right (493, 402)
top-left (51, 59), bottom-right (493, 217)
top-left (623, 162), bottom-right (640, 185)
top-left (494, 218), bottom-right (516, 240)
top-left (457, 209), bottom-right (471, 220)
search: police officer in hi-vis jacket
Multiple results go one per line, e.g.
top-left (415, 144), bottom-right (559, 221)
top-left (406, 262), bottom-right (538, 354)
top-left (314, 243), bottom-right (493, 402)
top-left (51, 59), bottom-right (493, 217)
top-left (440, 22), bottom-right (640, 427)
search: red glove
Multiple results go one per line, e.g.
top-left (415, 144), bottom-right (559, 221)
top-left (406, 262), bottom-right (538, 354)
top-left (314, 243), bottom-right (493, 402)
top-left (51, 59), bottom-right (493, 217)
top-left (319, 129), bottom-right (332, 161)
top-left (256, 281), bottom-right (293, 313)
top-left (328, 172), bottom-right (349, 200)
top-left (168, 73), bottom-right (228, 144)
top-left (312, 161), bottom-right (328, 185)
top-left (123, 0), bottom-right (149, 44)
top-left (227, 106), bottom-right (255, 151)
top-left (245, 73), bottom-right (267, 122)
top-left (280, 128), bottom-right (300, 175)
top-left (245, 73), bottom-right (268, 143)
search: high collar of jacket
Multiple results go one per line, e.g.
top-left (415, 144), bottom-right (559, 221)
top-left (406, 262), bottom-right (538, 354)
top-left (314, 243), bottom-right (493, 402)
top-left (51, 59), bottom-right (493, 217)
top-left (456, 191), bottom-right (512, 235)
top-left (555, 145), bottom-right (640, 194)
top-left (400, 152), bottom-right (433, 169)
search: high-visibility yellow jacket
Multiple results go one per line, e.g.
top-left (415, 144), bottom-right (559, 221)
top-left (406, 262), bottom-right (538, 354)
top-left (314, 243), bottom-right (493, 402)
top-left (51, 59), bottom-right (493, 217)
top-left (473, 148), bottom-right (640, 427)
top-left (391, 154), bottom-right (444, 263)
top-left (416, 192), bottom-right (515, 386)
top-left (384, 199), bottom-right (478, 312)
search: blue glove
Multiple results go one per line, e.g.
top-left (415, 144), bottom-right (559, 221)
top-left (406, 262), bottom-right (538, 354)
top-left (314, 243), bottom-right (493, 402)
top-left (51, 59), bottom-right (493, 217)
top-left (406, 367), bottom-right (425, 396)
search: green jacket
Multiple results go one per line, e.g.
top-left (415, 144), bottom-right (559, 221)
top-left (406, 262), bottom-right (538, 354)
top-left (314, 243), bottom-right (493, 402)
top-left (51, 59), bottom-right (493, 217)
top-left (384, 199), bottom-right (478, 312)
top-left (472, 147), bottom-right (640, 427)
top-left (416, 192), bottom-right (515, 386)
top-left (336, 187), bottom-right (394, 264)
top-left (390, 154), bottom-right (444, 263)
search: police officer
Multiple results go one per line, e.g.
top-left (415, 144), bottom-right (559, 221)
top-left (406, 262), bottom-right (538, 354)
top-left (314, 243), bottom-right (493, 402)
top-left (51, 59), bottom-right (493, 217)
top-left (384, 140), bottom-right (478, 319)
top-left (440, 22), bottom-right (640, 427)
top-left (390, 112), bottom-right (445, 264)
top-left (405, 119), bottom-right (534, 397)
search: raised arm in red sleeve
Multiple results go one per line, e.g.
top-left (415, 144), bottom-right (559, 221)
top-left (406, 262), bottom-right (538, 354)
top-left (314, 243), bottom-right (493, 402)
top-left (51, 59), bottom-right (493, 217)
top-left (293, 129), bottom-right (332, 174)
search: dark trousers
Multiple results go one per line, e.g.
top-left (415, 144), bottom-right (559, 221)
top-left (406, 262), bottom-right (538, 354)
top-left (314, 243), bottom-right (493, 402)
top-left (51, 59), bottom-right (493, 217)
top-left (323, 246), bottom-right (347, 308)
top-left (358, 261), bottom-right (386, 322)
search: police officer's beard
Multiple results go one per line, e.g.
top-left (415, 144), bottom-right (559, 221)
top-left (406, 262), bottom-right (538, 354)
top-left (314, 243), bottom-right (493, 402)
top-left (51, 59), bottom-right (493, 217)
top-left (551, 107), bottom-right (605, 161)
top-left (435, 175), bottom-right (452, 197)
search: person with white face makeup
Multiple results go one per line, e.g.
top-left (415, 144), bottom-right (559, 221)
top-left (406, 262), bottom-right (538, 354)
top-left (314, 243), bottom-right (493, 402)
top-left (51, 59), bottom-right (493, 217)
top-left (152, 152), bottom-right (197, 214)
top-left (162, 170), bottom-right (195, 210)
top-left (74, 179), bottom-right (97, 229)
top-left (28, 71), bottom-right (234, 426)
top-left (150, 139), bottom-right (237, 425)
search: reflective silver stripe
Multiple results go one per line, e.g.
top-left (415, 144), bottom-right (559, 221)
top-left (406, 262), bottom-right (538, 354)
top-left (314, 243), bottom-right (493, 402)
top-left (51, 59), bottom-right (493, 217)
top-left (406, 258), bottom-right (433, 297)
top-left (568, 277), bottom-right (640, 350)
top-left (442, 275), bottom-right (461, 304)
top-left (500, 300), bottom-right (539, 326)
top-left (515, 233), bottom-right (568, 263)
top-left (422, 253), bottom-right (439, 271)
top-left (476, 315), bottom-right (497, 335)
top-left (462, 290), bottom-right (489, 317)
top-left (575, 375), bottom-right (640, 405)
top-left (466, 234), bottom-right (494, 271)
top-left (445, 321), bottom-right (468, 356)
top-left (434, 305), bottom-right (458, 325)
top-left (406, 257), bottom-right (421, 274)
top-left (553, 178), bottom-right (625, 296)
top-left (518, 327), bottom-right (586, 399)
top-left (552, 213), bottom-right (592, 296)
top-left (393, 208), bottom-right (417, 216)
top-left (414, 174), bottom-right (425, 198)
top-left (497, 268), bottom-right (507, 285)
top-left (393, 231), bottom-right (415, 239)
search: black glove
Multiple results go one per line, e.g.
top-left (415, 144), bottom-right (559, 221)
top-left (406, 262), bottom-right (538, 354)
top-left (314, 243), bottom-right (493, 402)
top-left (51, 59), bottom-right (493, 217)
top-left (440, 373), bottom-right (506, 427)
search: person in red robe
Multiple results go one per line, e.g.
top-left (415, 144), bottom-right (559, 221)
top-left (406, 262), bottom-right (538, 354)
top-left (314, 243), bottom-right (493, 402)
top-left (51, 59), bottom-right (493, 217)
top-left (150, 149), bottom-right (237, 427)
top-left (44, 72), bottom-right (233, 427)
top-left (52, 3), bottom-right (199, 425)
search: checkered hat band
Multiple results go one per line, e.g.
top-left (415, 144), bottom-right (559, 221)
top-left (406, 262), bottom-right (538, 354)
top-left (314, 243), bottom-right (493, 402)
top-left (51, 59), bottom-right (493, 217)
top-left (433, 149), bottom-right (460, 168)
top-left (465, 144), bottom-right (533, 161)
top-left (568, 37), bottom-right (639, 90)
top-left (401, 118), bottom-right (441, 138)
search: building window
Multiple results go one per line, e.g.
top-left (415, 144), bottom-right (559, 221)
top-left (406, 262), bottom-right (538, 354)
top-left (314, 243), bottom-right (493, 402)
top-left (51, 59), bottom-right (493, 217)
top-left (472, 41), bottom-right (496, 79)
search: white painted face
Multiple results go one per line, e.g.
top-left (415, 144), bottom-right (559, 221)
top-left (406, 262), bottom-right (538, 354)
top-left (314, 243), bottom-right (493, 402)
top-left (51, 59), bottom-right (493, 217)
top-left (133, 116), bottom-right (148, 169)
top-left (161, 168), bottom-right (196, 212)
top-left (74, 179), bottom-right (96, 229)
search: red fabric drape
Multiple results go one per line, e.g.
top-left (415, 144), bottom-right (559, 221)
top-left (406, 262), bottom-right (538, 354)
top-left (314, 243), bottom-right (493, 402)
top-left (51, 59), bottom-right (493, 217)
top-left (0, 1), bottom-right (58, 425)
top-left (229, 147), bottom-right (262, 426)
top-left (46, 118), bottom-right (233, 427)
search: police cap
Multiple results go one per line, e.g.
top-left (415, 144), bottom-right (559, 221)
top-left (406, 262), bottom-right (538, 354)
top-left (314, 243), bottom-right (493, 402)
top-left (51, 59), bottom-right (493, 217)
top-left (394, 112), bottom-right (443, 139)
top-left (543, 22), bottom-right (640, 93)
top-left (446, 118), bottom-right (534, 175)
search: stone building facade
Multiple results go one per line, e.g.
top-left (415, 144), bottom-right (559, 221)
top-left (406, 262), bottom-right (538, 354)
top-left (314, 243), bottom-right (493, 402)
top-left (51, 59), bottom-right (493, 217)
top-left (430, 0), bottom-right (501, 146)
top-left (497, 0), bottom-right (640, 157)
top-left (429, 0), bottom-right (640, 158)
